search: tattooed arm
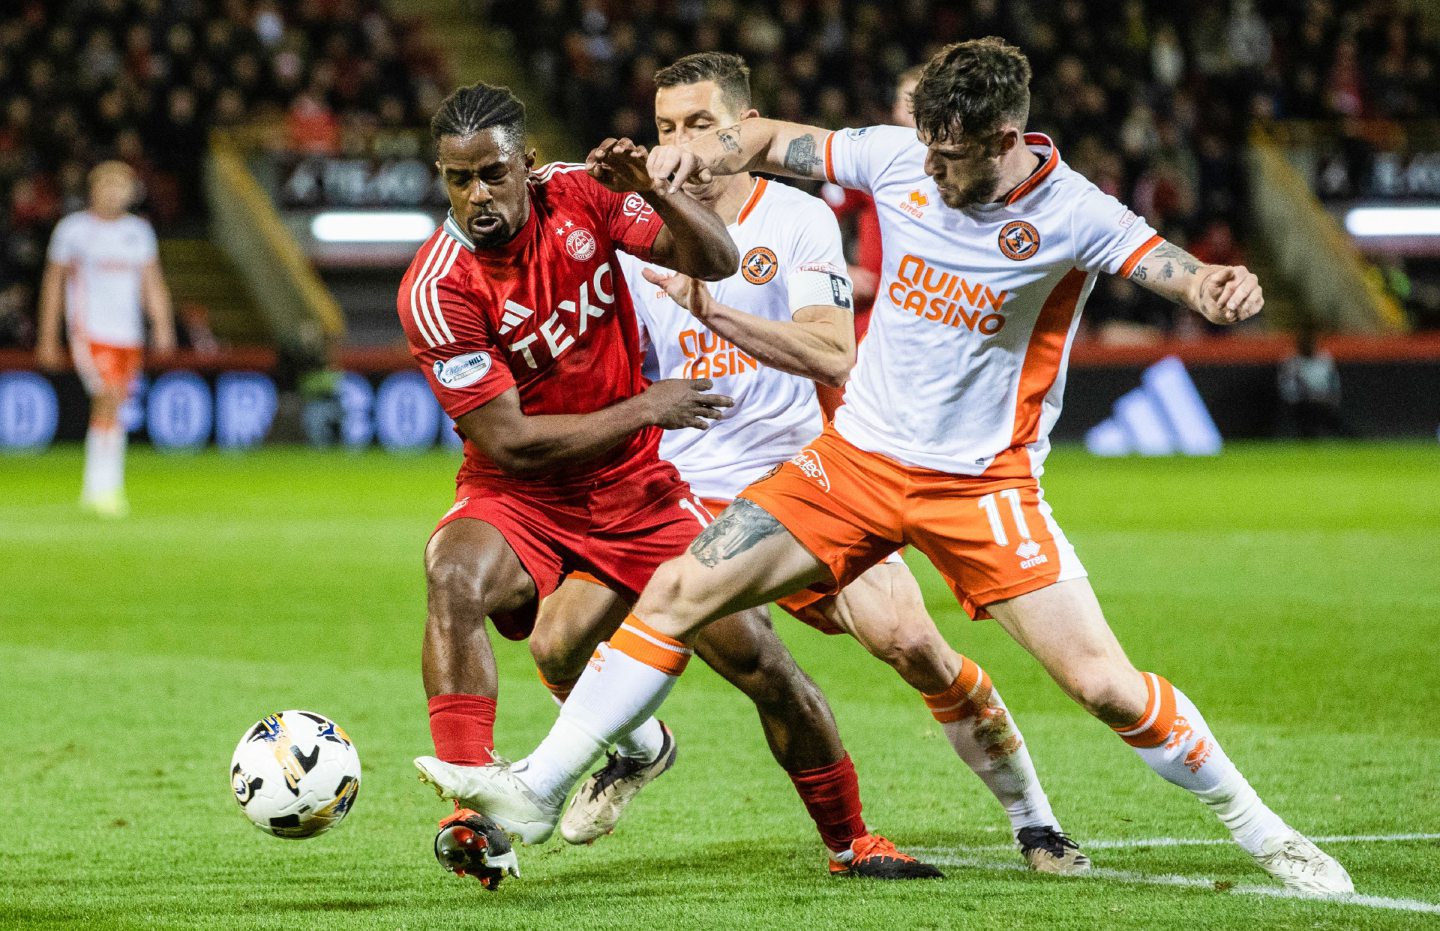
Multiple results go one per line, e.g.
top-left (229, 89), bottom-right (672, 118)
top-left (647, 119), bottom-right (833, 193)
top-left (1129, 240), bottom-right (1264, 325)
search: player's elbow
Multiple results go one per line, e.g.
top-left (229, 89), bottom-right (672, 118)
top-left (463, 432), bottom-right (548, 477)
top-left (814, 346), bottom-right (856, 389)
top-left (488, 445), bottom-right (549, 477)
top-left (693, 241), bottom-right (740, 282)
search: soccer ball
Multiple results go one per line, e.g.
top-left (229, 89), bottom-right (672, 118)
top-left (230, 710), bottom-right (361, 839)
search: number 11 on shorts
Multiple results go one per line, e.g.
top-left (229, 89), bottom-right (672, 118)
top-left (977, 489), bottom-right (1031, 546)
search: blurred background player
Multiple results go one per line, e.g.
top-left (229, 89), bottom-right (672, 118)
top-left (403, 83), bottom-right (939, 879)
top-left (540, 51), bottom-right (1085, 874)
top-left (34, 161), bottom-right (174, 516)
top-left (1278, 328), bottom-right (1351, 438)
top-left (430, 38), bottom-right (1353, 896)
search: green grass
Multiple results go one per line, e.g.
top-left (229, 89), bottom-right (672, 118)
top-left (2, 443), bottom-right (1438, 929)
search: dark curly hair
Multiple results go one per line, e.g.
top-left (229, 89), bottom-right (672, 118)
top-left (430, 82), bottom-right (526, 151)
top-left (911, 38), bottom-right (1031, 147)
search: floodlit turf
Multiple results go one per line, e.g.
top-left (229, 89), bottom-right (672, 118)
top-left (2, 443), bottom-right (1438, 930)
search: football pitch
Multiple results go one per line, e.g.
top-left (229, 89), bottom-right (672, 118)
top-left (2, 443), bottom-right (1437, 930)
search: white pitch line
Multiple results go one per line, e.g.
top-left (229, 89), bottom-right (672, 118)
top-left (914, 840), bottom-right (1440, 916)
top-left (917, 831), bottom-right (1440, 854)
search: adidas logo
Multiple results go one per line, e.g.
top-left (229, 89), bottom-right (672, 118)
top-left (1085, 356), bottom-right (1222, 457)
top-left (499, 299), bottom-right (535, 335)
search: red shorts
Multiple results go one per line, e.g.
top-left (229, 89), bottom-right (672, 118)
top-left (738, 424), bottom-right (1086, 619)
top-left (434, 458), bottom-right (711, 640)
top-left (72, 340), bottom-right (142, 396)
top-left (563, 495), bottom-right (889, 637)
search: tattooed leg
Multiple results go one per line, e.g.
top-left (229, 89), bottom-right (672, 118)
top-left (632, 499), bottom-right (830, 641)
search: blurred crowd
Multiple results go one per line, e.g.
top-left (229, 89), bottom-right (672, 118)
top-left (491, 0), bottom-right (1440, 336)
top-left (0, 0), bottom-right (450, 348)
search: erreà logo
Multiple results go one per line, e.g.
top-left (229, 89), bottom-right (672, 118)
top-left (433, 351), bottom-right (492, 388)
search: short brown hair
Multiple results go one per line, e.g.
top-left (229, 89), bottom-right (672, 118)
top-left (911, 38), bottom-right (1031, 145)
top-left (654, 52), bottom-right (752, 112)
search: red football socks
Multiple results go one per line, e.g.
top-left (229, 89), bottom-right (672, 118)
top-left (427, 693), bottom-right (497, 765)
top-left (787, 753), bottom-right (867, 853)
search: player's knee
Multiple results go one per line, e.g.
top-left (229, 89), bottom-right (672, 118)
top-left (715, 626), bottom-right (805, 709)
top-left (424, 547), bottom-right (491, 625)
top-left (1064, 663), bottom-right (1143, 723)
top-left (529, 627), bottom-right (587, 683)
top-left (93, 390), bottom-right (124, 417)
top-left (634, 558), bottom-right (711, 635)
top-left (865, 617), bottom-right (946, 686)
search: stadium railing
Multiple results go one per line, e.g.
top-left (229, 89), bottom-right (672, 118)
top-left (1247, 125), bottom-right (1407, 334)
top-left (205, 127), bottom-right (347, 346)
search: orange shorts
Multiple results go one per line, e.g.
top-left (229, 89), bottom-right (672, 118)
top-left (737, 424), bottom-right (1085, 619)
top-left (695, 497), bottom-right (855, 635)
top-left (562, 496), bottom-right (898, 636)
top-left (72, 340), bottom-right (142, 396)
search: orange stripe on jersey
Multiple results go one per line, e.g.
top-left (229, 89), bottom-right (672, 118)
top-left (823, 132), bottom-right (838, 184)
top-left (736, 178), bottom-right (769, 225)
top-left (1003, 133), bottom-right (1060, 206)
top-left (1112, 673), bottom-right (1177, 748)
top-left (1119, 234), bottom-right (1164, 279)
top-left (1010, 268), bottom-right (1086, 447)
top-left (610, 615), bottom-right (692, 676)
top-left (566, 570), bottom-right (607, 588)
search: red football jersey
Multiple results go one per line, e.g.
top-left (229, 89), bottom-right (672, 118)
top-left (398, 164), bottom-right (666, 488)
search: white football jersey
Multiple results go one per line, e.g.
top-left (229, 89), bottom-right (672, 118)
top-left (619, 178), bottom-right (853, 500)
top-left (47, 211), bottom-right (158, 348)
top-left (822, 126), bottom-right (1161, 476)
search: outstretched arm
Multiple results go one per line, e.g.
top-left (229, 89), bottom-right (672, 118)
top-left (648, 119), bottom-right (834, 192)
top-left (1129, 241), bottom-right (1263, 325)
top-left (586, 137), bottom-right (738, 281)
top-left (642, 268), bottom-right (856, 387)
top-left (456, 379), bottom-right (733, 477)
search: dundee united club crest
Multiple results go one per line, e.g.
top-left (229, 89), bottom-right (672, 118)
top-left (998, 220), bottom-right (1040, 261)
top-left (741, 246), bottom-right (778, 284)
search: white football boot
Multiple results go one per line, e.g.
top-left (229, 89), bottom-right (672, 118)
top-left (1253, 829), bottom-right (1354, 895)
top-left (561, 722), bottom-right (677, 844)
top-left (414, 756), bottom-right (560, 846)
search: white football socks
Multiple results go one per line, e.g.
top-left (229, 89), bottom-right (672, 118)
top-left (925, 659), bottom-right (1059, 838)
top-left (545, 683), bottom-right (666, 764)
top-left (938, 689), bottom-right (1058, 838)
top-left (519, 637), bottom-right (685, 806)
top-left (1121, 676), bottom-right (1287, 856)
top-left (82, 421), bottom-right (126, 501)
top-left (614, 716), bottom-right (666, 762)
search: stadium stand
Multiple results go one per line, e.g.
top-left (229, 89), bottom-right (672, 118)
top-left (0, 0), bottom-right (452, 347)
top-left (485, 0), bottom-right (1440, 334)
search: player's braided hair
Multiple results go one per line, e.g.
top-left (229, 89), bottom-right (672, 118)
top-left (430, 82), bottom-right (526, 150)
top-left (911, 37), bottom-right (1031, 148)
top-left (654, 52), bottom-right (752, 111)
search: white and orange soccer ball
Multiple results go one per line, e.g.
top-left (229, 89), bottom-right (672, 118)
top-left (230, 710), bottom-right (361, 839)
